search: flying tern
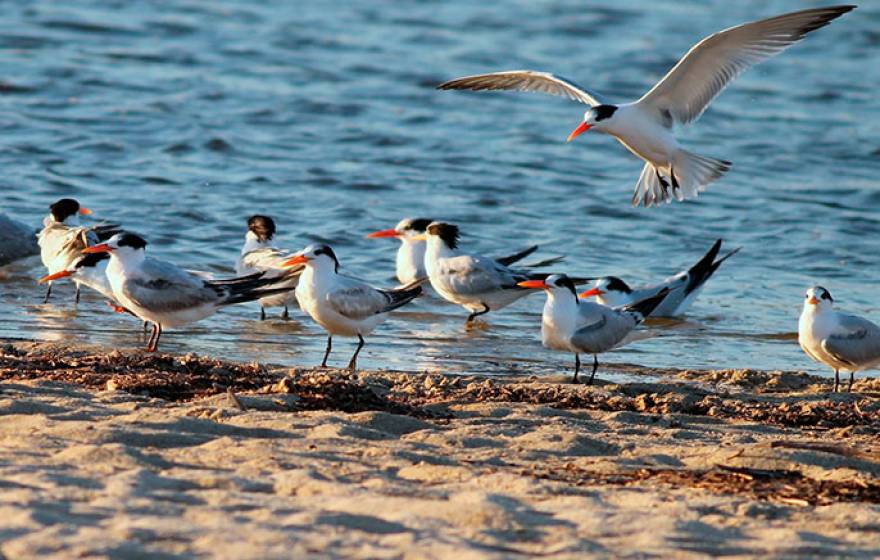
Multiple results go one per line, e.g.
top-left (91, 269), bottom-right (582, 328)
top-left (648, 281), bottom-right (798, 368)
top-left (438, 5), bottom-right (855, 207)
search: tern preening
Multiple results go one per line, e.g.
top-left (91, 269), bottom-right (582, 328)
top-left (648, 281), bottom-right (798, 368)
top-left (420, 221), bottom-right (569, 323)
top-left (84, 232), bottom-right (296, 352)
top-left (518, 275), bottom-right (669, 384)
top-left (798, 286), bottom-right (880, 392)
top-left (236, 215), bottom-right (303, 320)
top-left (580, 239), bottom-right (740, 317)
top-left (37, 198), bottom-right (120, 304)
top-left (438, 5), bottom-right (855, 207)
top-left (367, 217), bottom-right (434, 285)
top-left (283, 243), bottom-right (422, 370)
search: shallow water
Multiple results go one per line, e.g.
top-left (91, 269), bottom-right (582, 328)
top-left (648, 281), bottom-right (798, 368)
top-left (1, 0), bottom-right (878, 378)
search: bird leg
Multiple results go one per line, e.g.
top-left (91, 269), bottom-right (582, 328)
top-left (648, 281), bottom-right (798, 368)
top-left (142, 321), bottom-right (149, 341)
top-left (260, 307), bottom-right (266, 321)
top-left (655, 167), bottom-right (669, 198)
top-left (670, 165), bottom-right (680, 195)
top-left (588, 355), bottom-right (599, 386)
top-left (43, 283), bottom-right (52, 304)
top-left (75, 284), bottom-right (81, 305)
top-left (466, 304), bottom-right (491, 324)
top-left (320, 336), bottom-right (332, 368)
top-left (848, 371), bottom-right (854, 392)
top-left (146, 323), bottom-right (158, 352)
top-left (833, 369), bottom-right (840, 393)
top-left (347, 334), bottom-right (365, 371)
top-left (146, 324), bottom-right (163, 352)
top-left (572, 353), bottom-right (580, 383)
top-left (282, 306), bottom-right (290, 320)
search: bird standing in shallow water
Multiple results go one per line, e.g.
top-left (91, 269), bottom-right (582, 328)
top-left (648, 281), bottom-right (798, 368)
top-left (798, 286), bottom-right (880, 392)
top-left (438, 5), bottom-right (855, 207)
top-left (518, 275), bottom-right (669, 384)
top-left (236, 215), bottom-right (303, 320)
top-left (283, 243), bottom-right (422, 371)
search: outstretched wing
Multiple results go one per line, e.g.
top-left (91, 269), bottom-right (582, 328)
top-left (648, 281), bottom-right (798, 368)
top-left (637, 6), bottom-right (854, 125)
top-left (438, 70), bottom-right (606, 106)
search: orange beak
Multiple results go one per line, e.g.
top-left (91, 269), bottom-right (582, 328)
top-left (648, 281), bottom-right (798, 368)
top-left (808, 296), bottom-right (819, 305)
top-left (567, 121), bottom-right (592, 142)
top-left (579, 287), bottom-right (604, 298)
top-left (366, 228), bottom-right (399, 239)
top-left (282, 254), bottom-right (309, 267)
top-left (79, 207), bottom-right (92, 215)
top-left (82, 243), bottom-right (112, 254)
top-left (517, 280), bottom-right (549, 289)
top-left (39, 270), bottom-right (73, 284)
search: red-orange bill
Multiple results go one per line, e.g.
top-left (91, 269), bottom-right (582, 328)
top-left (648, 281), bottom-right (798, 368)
top-left (517, 280), bottom-right (548, 289)
top-left (366, 228), bottom-right (399, 239)
top-left (283, 254), bottom-right (309, 267)
top-left (567, 121), bottom-right (591, 142)
top-left (39, 270), bottom-right (73, 284)
top-left (82, 243), bottom-right (111, 254)
top-left (579, 287), bottom-right (603, 298)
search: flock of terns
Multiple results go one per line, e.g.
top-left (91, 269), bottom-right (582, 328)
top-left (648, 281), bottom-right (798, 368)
top-left (2, 5), bottom-right (877, 391)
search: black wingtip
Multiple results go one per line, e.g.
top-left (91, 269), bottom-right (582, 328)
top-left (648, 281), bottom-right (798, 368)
top-left (624, 287), bottom-right (670, 320)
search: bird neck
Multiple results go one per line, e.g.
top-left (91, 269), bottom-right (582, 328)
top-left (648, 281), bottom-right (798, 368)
top-left (241, 231), bottom-right (269, 254)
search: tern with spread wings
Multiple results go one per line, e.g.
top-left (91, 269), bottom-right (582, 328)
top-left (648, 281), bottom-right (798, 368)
top-left (439, 6), bottom-right (855, 207)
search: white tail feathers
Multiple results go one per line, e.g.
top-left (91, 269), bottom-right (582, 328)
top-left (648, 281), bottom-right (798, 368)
top-left (632, 150), bottom-right (731, 207)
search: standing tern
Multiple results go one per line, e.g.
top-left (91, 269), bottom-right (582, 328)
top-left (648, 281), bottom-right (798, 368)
top-left (367, 217), bottom-right (550, 286)
top-left (37, 198), bottom-right (120, 304)
top-left (236, 215), bottom-right (303, 320)
top-left (580, 239), bottom-right (740, 317)
top-left (518, 275), bottom-right (669, 384)
top-left (84, 232), bottom-right (296, 352)
top-left (282, 243), bottom-right (422, 370)
top-left (366, 217), bottom-right (434, 285)
top-left (438, 5), bottom-right (855, 207)
top-left (420, 221), bottom-right (570, 323)
top-left (798, 286), bottom-right (880, 392)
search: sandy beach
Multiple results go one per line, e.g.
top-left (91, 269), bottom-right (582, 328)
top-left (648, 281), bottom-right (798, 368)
top-left (0, 339), bottom-right (877, 558)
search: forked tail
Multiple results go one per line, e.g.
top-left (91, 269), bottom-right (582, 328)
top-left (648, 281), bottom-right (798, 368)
top-left (632, 150), bottom-right (731, 207)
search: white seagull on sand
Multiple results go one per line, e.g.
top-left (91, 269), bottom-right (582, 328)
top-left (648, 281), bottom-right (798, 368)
top-left (438, 5), bottom-right (855, 207)
top-left (798, 286), bottom-right (880, 393)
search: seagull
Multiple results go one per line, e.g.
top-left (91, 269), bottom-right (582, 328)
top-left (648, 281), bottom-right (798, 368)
top-left (580, 239), bottom-right (740, 317)
top-left (438, 5), bottom-right (855, 207)
top-left (518, 275), bottom-right (669, 384)
top-left (420, 221), bottom-right (570, 323)
top-left (0, 213), bottom-right (38, 266)
top-left (366, 217), bottom-right (434, 285)
top-left (798, 286), bottom-right (880, 393)
top-left (236, 215), bottom-right (303, 320)
top-left (282, 243), bottom-right (422, 370)
top-left (83, 232), bottom-right (297, 352)
top-left (37, 198), bottom-right (120, 304)
top-left (367, 217), bottom-right (552, 286)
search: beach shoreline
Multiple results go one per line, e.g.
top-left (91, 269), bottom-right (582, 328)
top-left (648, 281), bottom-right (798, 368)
top-left (1, 339), bottom-right (878, 558)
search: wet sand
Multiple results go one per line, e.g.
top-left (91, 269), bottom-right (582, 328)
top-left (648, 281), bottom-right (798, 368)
top-left (1, 340), bottom-right (878, 558)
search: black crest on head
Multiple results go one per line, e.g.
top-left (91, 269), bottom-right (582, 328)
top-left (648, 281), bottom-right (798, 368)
top-left (556, 275), bottom-right (577, 298)
top-left (76, 251), bottom-right (109, 269)
top-left (313, 244), bottom-right (340, 272)
top-left (116, 232), bottom-right (148, 250)
top-left (247, 215), bottom-right (276, 242)
top-left (605, 276), bottom-right (632, 294)
top-left (406, 218), bottom-right (432, 233)
top-left (593, 104), bottom-right (618, 122)
top-left (816, 286), bottom-right (833, 303)
top-left (427, 222), bottom-right (459, 250)
top-left (49, 198), bottom-right (81, 222)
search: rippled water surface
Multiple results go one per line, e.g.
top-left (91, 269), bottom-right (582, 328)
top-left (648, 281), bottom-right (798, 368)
top-left (1, 0), bottom-right (878, 378)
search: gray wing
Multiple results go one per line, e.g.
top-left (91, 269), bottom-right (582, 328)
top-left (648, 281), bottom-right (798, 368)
top-left (438, 70), bottom-right (606, 106)
top-left (327, 277), bottom-right (403, 320)
top-left (122, 258), bottom-right (219, 312)
top-left (637, 6), bottom-right (854, 125)
top-left (822, 313), bottom-right (880, 368)
top-left (571, 302), bottom-right (638, 354)
top-left (436, 254), bottom-right (525, 296)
